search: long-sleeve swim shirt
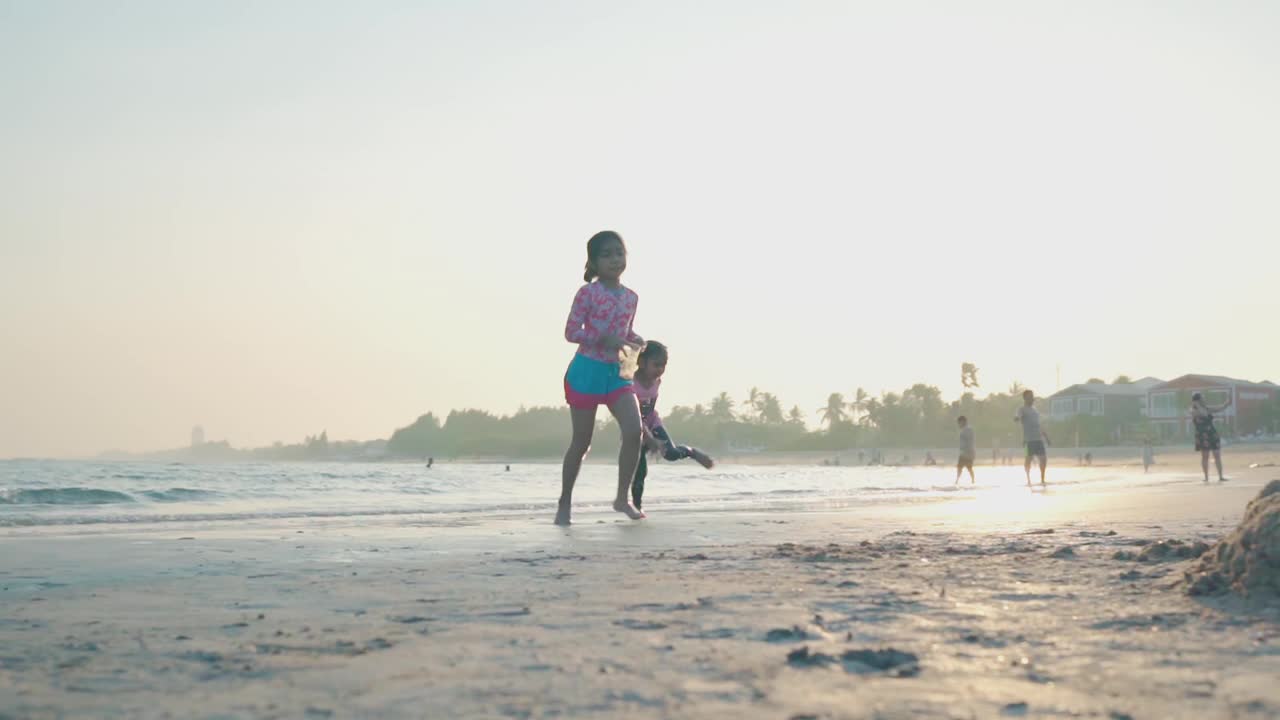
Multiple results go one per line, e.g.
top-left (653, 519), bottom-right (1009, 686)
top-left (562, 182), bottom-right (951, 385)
top-left (564, 282), bottom-right (641, 363)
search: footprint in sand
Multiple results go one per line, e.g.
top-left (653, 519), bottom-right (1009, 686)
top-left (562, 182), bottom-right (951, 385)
top-left (681, 627), bottom-right (736, 639)
top-left (785, 646), bottom-right (920, 677)
top-left (387, 615), bottom-right (431, 624)
top-left (613, 619), bottom-right (667, 630)
top-left (765, 626), bottom-right (810, 643)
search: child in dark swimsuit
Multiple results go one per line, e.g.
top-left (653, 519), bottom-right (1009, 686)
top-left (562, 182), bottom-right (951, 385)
top-left (631, 341), bottom-right (714, 510)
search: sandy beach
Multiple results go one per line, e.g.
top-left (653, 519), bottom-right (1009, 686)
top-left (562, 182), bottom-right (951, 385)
top-left (3, 457), bottom-right (1279, 719)
top-left (8, 0), bottom-right (1280, 716)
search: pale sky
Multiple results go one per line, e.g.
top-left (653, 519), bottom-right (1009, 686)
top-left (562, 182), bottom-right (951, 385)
top-left (2, 1), bottom-right (1278, 458)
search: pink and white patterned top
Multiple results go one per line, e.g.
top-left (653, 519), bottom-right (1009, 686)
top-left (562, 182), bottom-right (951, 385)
top-left (634, 376), bottom-right (663, 430)
top-left (563, 282), bottom-right (642, 363)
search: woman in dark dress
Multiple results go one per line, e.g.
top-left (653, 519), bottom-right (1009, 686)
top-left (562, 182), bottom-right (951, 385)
top-left (1191, 392), bottom-right (1231, 482)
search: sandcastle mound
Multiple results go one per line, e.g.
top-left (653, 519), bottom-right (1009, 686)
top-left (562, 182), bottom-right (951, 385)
top-left (1185, 480), bottom-right (1280, 600)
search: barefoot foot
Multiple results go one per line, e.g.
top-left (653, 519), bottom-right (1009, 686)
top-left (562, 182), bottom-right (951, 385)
top-left (613, 499), bottom-right (645, 519)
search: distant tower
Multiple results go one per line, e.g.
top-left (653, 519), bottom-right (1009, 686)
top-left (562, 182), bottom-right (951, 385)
top-left (191, 425), bottom-right (205, 447)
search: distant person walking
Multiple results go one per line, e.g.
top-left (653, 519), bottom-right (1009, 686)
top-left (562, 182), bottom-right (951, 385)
top-left (1142, 439), bottom-right (1154, 473)
top-left (558, 231), bottom-right (647, 526)
top-left (1015, 390), bottom-right (1051, 485)
top-left (956, 416), bottom-right (976, 484)
top-left (1191, 392), bottom-right (1230, 482)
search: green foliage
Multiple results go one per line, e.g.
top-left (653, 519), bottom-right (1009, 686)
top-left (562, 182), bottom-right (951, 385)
top-left (386, 413), bottom-right (442, 456)
top-left (709, 392), bottom-right (735, 422)
top-left (756, 392), bottom-right (785, 425)
top-left (181, 382), bottom-right (1105, 462)
top-left (372, 382), bottom-right (1066, 458)
top-left (1046, 413), bottom-right (1111, 446)
top-left (819, 393), bottom-right (848, 427)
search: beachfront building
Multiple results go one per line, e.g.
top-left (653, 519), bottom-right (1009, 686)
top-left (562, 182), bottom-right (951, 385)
top-left (1046, 377), bottom-right (1163, 444)
top-left (1146, 374), bottom-right (1279, 440)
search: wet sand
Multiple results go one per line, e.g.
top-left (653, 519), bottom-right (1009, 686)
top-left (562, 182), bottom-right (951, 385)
top-left (2, 464), bottom-right (1279, 719)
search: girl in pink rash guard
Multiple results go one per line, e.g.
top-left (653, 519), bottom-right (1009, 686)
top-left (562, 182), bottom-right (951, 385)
top-left (556, 230), bottom-right (646, 526)
top-left (631, 341), bottom-right (715, 511)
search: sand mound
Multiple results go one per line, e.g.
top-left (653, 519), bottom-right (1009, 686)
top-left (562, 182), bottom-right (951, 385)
top-left (1185, 480), bottom-right (1280, 599)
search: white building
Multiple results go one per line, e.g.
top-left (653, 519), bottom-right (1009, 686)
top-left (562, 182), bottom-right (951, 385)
top-left (1047, 377), bottom-right (1163, 420)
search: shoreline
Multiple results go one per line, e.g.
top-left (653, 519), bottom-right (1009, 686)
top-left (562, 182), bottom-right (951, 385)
top-left (31, 442), bottom-right (1280, 469)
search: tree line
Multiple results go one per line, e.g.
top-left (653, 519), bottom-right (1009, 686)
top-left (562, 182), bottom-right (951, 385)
top-left (386, 378), bottom-right (1063, 459)
top-left (148, 366), bottom-right (1279, 462)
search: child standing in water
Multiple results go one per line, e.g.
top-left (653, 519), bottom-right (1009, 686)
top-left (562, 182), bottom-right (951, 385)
top-left (955, 416), bottom-right (976, 484)
top-left (1015, 389), bottom-right (1051, 485)
top-left (630, 341), bottom-right (715, 511)
top-left (558, 231), bottom-right (646, 526)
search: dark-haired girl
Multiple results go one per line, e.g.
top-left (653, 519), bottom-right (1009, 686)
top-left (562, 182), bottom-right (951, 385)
top-left (631, 340), bottom-right (715, 511)
top-left (558, 231), bottom-right (646, 525)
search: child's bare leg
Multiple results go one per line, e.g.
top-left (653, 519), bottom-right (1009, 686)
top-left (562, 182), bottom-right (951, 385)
top-left (557, 406), bottom-right (597, 525)
top-left (608, 393), bottom-right (644, 519)
top-left (1213, 449), bottom-right (1225, 480)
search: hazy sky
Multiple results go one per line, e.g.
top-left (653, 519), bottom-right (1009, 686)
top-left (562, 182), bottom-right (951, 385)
top-left (3, 1), bottom-right (1278, 457)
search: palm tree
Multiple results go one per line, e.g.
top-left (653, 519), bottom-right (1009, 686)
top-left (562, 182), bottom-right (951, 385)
top-left (849, 387), bottom-right (870, 425)
top-left (818, 392), bottom-right (848, 427)
top-left (788, 405), bottom-right (806, 427)
top-left (744, 387), bottom-right (761, 422)
top-left (861, 397), bottom-right (883, 430)
top-left (759, 393), bottom-right (784, 425)
top-left (709, 392), bottom-right (735, 422)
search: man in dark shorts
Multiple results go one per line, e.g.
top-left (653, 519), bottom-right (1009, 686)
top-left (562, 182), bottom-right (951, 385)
top-left (1014, 389), bottom-right (1051, 485)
